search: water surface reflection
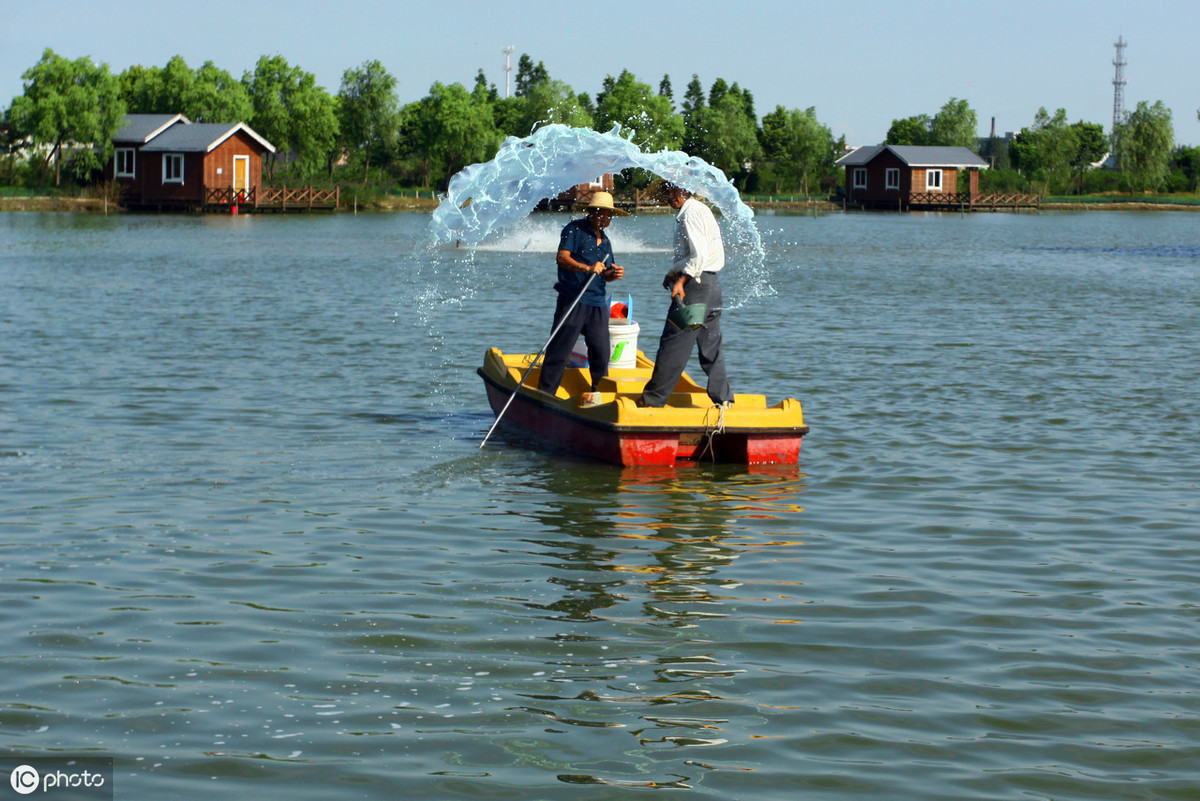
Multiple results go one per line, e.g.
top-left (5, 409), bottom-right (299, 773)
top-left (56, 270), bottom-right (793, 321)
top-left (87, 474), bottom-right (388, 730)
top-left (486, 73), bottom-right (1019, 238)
top-left (489, 463), bottom-right (808, 789)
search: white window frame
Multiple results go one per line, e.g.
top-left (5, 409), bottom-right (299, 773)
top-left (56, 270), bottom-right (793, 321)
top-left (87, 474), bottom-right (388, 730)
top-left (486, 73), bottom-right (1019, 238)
top-left (853, 167), bottom-right (867, 189)
top-left (925, 168), bottom-right (943, 192)
top-left (163, 153), bottom-right (184, 184)
top-left (115, 148), bottom-right (136, 178)
top-left (885, 167), bottom-right (899, 190)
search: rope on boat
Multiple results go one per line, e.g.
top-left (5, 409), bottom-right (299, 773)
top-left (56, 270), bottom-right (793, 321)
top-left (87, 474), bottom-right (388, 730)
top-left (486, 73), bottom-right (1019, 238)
top-left (695, 402), bottom-right (728, 462)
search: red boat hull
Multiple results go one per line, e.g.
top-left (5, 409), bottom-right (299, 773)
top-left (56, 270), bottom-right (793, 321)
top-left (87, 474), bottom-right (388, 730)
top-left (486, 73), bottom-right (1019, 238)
top-left (480, 369), bottom-right (804, 467)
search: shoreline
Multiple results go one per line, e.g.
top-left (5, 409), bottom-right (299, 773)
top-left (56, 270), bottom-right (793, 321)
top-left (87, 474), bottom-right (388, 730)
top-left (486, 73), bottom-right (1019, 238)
top-left (3, 196), bottom-right (1198, 214)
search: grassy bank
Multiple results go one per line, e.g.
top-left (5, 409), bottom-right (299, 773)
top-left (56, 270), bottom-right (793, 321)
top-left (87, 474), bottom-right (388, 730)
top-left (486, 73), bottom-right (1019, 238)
top-left (0, 196), bottom-right (110, 212)
top-left (1041, 194), bottom-right (1200, 211)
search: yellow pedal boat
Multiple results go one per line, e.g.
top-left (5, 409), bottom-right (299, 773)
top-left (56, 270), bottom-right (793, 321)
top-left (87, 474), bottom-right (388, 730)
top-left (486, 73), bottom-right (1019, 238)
top-left (478, 347), bottom-right (809, 466)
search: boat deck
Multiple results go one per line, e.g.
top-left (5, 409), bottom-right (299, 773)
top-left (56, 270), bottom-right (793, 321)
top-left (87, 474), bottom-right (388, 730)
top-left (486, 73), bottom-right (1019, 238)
top-left (480, 347), bottom-right (808, 466)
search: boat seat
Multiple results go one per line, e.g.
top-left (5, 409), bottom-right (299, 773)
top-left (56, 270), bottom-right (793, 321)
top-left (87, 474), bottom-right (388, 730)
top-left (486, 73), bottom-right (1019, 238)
top-left (594, 376), bottom-right (645, 394)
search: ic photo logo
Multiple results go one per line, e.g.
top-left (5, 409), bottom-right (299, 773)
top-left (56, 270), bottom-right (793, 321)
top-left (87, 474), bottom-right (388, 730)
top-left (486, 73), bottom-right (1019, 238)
top-left (9, 765), bottom-right (38, 795)
top-left (6, 761), bottom-right (109, 798)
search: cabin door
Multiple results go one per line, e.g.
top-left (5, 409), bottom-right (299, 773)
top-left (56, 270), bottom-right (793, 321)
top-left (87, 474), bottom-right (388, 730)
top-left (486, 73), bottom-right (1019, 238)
top-left (232, 155), bottom-right (250, 195)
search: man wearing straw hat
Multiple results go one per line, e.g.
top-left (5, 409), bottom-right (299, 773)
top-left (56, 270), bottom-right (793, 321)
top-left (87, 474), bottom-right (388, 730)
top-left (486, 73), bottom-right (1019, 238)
top-left (536, 190), bottom-right (627, 406)
top-left (639, 181), bottom-right (733, 408)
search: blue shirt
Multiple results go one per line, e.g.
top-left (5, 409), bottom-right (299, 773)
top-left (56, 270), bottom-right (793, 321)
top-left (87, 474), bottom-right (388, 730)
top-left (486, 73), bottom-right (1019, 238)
top-left (556, 218), bottom-right (613, 308)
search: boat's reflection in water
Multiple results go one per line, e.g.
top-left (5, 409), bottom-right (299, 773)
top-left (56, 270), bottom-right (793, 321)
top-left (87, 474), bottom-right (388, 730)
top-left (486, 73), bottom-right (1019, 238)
top-left (509, 461), bottom-right (808, 788)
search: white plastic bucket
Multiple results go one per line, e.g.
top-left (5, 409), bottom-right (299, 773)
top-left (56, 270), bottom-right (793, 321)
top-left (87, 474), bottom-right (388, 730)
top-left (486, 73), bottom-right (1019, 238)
top-left (608, 319), bottom-right (640, 369)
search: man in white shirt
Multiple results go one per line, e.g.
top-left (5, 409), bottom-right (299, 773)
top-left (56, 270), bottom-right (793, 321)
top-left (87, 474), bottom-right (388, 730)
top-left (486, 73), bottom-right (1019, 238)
top-left (639, 182), bottom-right (733, 408)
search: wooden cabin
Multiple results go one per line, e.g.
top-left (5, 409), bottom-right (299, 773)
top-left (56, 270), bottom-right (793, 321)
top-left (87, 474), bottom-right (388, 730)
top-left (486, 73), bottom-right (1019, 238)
top-left (544, 174), bottom-right (616, 211)
top-left (110, 114), bottom-right (274, 211)
top-left (836, 145), bottom-right (989, 210)
top-left (109, 113), bottom-right (190, 199)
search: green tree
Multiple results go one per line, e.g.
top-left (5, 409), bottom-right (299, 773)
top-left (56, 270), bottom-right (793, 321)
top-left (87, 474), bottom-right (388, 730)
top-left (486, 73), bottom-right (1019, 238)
top-left (658, 75), bottom-right (673, 108)
top-left (977, 137), bottom-right (1012, 171)
top-left (694, 88), bottom-right (761, 189)
top-left (486, 58), bottom-right (590, 138)
top-left (518, 79), bottom-right (593, 133)
top-left (2, 104), bottom-right (23, 184)
top-left (120, 64), bottom-right (165, 113)
top-left (121, 57), bottom-right (251, 122)
top-left (8, 48), bottom-right (125, 185)
top-left (288, 80), bottom-right (339, 180)
top-left (186, 61), bottom-right (253, 122)
top-left (407, 81), bottom-right (500, 188)
top-left (761, 105), bottom-right (836, 194)
top-left (707, 77), bottom-right (729, 107)
top-left (514, 55), bottom-right (548, 97)
top-left (929, 97), bottom-right (978, 148)
top-left (1010, 107), bottom-right (1075, 194)
top-left (473, 69), bottom-right (498, 103)
top-left (338, 59), bottom-right (399, 182)
top-left (886, 99), bottom-right (979, 148)
top-left (1175, 145), bottom-right (1200, 192)
top-left (885, 115), bottom-right (932, 146)
top-left (1116, 100), bottom-right (1174, 193)
top-left (243, 55), bottom-right (338, 180)
top-left (120, 54), bottom-right (194, 114)
top-left (735, 84), bottom-right (756, 124)
top-left (1068, 120), bottom-right (1107, 193)
top-left (593, 70), bottom-right (683, 152)
top-left (681, 74), bottom-right (706, 154)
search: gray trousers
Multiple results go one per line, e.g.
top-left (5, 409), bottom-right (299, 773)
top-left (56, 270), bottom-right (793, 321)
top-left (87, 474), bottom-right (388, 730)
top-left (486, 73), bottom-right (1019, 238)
top-left (641, 272), bottom-right (732, 406)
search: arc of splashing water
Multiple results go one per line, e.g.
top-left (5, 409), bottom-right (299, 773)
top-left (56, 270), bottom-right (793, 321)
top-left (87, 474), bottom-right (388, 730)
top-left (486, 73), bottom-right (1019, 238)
top-left (426, 124), bottom-right (771, 306)
top-left (428, 124), bottom-right (759, 245)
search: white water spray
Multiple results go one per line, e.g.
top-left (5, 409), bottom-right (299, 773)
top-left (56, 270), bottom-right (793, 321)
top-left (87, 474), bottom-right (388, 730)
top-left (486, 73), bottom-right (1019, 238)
top-left (427, 124), bottom-right (772, 304)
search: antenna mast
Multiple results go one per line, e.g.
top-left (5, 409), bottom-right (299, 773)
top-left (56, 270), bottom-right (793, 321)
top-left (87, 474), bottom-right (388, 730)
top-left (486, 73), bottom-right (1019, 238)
top-left (502, 46), bottom-right (514, 99)
top-left (1112, 36), bottom-right (1128, 133)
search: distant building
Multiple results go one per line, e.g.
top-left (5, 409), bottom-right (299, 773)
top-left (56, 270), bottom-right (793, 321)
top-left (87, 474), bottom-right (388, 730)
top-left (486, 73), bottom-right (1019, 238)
top-left (109, 113), bottom-right (274, 211)
top-left (546, 174), bottom-right (615, 211)
top-left (836, 145), bottom-right (989, 210)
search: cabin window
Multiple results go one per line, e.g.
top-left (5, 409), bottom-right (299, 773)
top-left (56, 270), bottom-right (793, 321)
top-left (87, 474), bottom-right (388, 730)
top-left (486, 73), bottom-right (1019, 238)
top-left (853, 168), bottom-right (867, 189)
top-left (163, 153), bottom-right (184, 184)
top-left (885, 168), bottom-right (899, 190)
top-left (115, 148), bottom-right (135, 178)
top-left (926, 169), bottom-right (943, 191)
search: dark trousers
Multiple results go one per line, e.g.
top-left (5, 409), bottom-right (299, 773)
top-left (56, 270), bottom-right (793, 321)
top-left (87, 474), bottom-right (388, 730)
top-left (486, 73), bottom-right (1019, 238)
top-left (641, 272), bottom-right (732, 406)
top-left (537, 297), bottom-right (610, 395)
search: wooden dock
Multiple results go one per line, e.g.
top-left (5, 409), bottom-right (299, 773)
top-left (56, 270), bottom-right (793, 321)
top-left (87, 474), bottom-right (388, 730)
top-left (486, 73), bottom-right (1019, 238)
top-left (857, 192), bottom-right (1041, 212)
top-left (204, 186), bottom-right (340, 213)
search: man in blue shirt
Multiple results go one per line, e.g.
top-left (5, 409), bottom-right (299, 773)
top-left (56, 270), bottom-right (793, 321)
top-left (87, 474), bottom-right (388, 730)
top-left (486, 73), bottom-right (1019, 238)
top-left (537, 191), bottom-right (627, 405)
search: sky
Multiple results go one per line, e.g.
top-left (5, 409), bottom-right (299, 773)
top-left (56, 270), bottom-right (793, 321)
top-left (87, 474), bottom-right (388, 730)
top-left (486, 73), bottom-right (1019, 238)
top-left (2, 0), bottom-right (1198, 147)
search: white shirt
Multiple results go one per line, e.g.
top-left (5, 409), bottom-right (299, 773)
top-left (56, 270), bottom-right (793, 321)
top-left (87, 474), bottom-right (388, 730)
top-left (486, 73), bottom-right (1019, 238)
top-left (671, 196), bottom-right (725, 281)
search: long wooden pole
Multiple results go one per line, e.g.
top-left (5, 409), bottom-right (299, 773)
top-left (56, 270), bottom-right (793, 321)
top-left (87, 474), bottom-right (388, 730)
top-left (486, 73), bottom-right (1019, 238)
top-left (479, 271), bottom-right (599, 450)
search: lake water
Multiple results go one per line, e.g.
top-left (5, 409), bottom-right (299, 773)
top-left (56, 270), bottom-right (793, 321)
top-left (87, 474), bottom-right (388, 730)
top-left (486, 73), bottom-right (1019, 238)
top-left (1, 208), bottom-right (1197, 800)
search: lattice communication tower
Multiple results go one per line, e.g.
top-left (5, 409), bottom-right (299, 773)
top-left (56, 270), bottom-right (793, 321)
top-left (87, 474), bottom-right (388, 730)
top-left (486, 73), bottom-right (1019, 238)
top-left (1112, 36), bottom-right (1128, 132)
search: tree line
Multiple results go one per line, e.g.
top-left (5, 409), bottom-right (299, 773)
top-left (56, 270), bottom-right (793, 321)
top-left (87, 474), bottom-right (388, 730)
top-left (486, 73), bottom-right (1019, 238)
top-left (886, 97), bottom-right (1192, 195)
top-left (2, 48), bottom-right (1195, 196)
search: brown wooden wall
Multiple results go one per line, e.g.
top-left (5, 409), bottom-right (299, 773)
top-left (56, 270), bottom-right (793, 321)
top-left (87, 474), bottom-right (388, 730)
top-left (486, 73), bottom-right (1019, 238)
top-left (204, 131), bottom-right (264, 194)
top-left (114, 130), bottom-right (267, 208)
top-left (845, 153), bottom-right (976, 206)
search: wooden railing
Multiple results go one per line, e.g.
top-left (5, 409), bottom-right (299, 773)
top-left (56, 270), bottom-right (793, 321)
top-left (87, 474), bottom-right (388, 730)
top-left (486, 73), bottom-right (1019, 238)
top-left (907, 191), bottom-right (1040, 209)
top-left (206, 187), bottom-right (256, 205)
top-left (260, 185), bottom-right (339, 210)
top-left (203, 185), bottom-right (340, 211)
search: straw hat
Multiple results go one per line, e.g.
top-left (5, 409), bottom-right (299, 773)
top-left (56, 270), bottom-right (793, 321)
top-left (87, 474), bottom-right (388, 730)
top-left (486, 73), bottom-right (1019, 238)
top-left (580, 190), bottom-right (629, 216)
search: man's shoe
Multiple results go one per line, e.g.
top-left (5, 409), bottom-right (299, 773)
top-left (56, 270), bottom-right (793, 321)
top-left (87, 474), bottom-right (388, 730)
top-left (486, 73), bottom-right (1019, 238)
top-left (580, 392), bottom-right (603, 407)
